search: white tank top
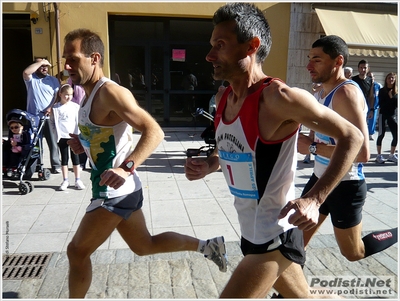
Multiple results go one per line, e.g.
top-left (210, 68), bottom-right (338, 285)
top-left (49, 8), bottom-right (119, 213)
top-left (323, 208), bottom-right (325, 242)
top-left (215, 79), bottom-right (298, 245)
top-left (313, 80), bottom-right (366, 181)
top-left (78, 77), bottom-right (141, 199)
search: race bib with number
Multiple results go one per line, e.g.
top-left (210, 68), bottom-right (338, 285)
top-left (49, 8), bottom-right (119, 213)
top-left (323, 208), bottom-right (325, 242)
top-left (218, 150), bottom-right (259, 199)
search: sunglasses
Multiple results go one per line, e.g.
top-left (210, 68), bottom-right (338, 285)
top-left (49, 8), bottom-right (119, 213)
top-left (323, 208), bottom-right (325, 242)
top-left (10, 126), bottom-right (21, 130)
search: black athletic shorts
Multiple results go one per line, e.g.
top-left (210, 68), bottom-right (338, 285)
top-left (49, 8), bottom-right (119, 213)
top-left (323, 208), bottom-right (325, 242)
top-left (86, 188), bottom-right (144, 220)
top-left (240, 228), bottom-right (305, 265)
top-left (302, 173), bottom-right (366, 229)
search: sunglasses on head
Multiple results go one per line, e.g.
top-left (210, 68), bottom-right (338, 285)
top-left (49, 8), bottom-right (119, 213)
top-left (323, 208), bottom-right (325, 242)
top-left (10, 125), bottom-right (21, 130)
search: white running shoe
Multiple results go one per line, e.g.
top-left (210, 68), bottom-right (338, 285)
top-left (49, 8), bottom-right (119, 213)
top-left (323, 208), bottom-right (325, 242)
top-left (375, 154), bottom-right (385, 164)
top-left (204, 236), bottom-right (228, 272)
top-left (75, 180), bottom-right (85, 190)
top-left (59, 180), bottom-right (69, 191)
top-left (387, 154), bottom-right (398, 163)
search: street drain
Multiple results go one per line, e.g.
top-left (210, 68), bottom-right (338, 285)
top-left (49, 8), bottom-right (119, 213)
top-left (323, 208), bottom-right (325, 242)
top-left (2, 253), bottom-right (51, 280)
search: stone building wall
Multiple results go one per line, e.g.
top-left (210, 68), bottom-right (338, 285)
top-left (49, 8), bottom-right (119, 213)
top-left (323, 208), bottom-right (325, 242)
top-left (286, 3), bottom-right (324, 91)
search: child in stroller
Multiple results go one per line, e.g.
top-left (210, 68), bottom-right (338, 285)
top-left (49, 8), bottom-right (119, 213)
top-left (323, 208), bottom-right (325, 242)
top-left (2, 109), bottom-right (51, 194)
top-left (3, 118), bottom-right (30, 169)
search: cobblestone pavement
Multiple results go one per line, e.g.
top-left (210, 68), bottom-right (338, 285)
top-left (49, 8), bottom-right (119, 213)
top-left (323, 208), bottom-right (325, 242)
top-left (2, 129), bottom-right (398, 299)
top-left (2, 239), bottom-right (398, 299)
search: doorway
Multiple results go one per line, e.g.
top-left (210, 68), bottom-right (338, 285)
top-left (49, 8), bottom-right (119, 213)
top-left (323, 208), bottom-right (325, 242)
top-left (2, 14), bottom-right (33, 124)
top-left (109, 16), bottom-right (223, 127)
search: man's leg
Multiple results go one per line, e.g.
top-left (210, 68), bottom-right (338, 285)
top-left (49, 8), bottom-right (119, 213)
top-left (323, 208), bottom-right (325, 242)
top-left (116, 208), bottom-right (199, 255)
top-left (67, 208), bottom-right (123, 298)
top-left (335, 222), bottom-right (398, 261)
top-left (220, 250), bottom-right (292, 298)
top-left (117, 208), bottom-right (228, 271)
top-left (273, 214), bottom-right (330, 298)
top-left (333, 222), bottom-right (365, 261)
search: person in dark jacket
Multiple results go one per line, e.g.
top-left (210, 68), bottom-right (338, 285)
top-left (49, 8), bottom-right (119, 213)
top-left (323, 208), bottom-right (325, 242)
top-left (373, 72), bottom-right (398, 163)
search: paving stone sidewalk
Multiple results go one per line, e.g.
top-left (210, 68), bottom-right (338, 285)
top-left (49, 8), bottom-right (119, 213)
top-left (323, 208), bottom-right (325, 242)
top-left (3, 238), bottom-right (397, 299)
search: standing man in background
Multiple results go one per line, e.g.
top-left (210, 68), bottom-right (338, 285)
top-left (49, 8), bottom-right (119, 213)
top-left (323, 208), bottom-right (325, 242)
top-left (366, 71), bottom-right (383, 141)
top-left (352, 59), bottom-right (374, 140)
top-left (23, 58), bottom-right (61, 173)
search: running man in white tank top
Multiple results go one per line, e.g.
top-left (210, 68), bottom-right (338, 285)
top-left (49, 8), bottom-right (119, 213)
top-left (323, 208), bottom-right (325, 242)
top-left (185, 4), bottom-right (364, 298)
top-left (275, 35), bottom-right (398, 298)
top-left (63, 29), bottom-right (227, 298)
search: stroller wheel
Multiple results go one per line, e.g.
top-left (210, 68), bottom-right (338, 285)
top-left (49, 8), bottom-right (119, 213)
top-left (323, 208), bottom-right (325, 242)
top-left (24, 181), bottom-right (34, 193)
top-left (43, 168), bottom-right (51, 180)
top-left (39, 168), bottom-right (51, 181)
top-left (19, 182), bottom-right (30, 195)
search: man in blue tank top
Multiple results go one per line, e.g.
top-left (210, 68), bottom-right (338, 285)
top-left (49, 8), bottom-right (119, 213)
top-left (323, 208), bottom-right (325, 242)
top-left (274, 35), bottom-right (398, 298)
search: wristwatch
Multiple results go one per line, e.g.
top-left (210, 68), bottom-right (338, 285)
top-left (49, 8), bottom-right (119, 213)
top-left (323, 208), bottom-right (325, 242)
top-left (120, 159), bottom-right (135, 175)
top-left (309, 142), bottom-right (317, 156)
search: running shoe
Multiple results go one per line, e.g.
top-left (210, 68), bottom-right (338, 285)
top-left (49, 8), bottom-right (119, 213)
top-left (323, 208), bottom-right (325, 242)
top-left (204, 236), bottom-right (228, 272)
top-left (59, 180), bottom-right (69, 191)
top-left (75, 180), bottom-right (85, 190)
top-left (375, 154), bottom-right (385, 164)
top-left (387, 154), bottom-right (398, 163)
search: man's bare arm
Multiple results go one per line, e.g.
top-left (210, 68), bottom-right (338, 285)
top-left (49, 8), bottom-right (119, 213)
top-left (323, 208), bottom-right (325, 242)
top-left (275, 86), bottom-right (363, 229)
top-left (102, 84), bottom-right (164, 168)
top-left (298, 85), bottom-right (369, 163)
top-left (22, 59), bottom-right (51, 81)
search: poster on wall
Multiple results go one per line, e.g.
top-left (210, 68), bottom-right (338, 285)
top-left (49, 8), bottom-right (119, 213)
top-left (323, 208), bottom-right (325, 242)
top-left (172, 49), bottom-right (186, 62)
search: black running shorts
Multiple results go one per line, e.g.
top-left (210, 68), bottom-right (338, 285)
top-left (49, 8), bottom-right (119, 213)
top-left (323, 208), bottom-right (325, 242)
top-left (86, 188), bottom-right (144, 220)
top-left (302, 173), bottom-right (366, 229)
top-left (240, 227), bottom-right (305, 265)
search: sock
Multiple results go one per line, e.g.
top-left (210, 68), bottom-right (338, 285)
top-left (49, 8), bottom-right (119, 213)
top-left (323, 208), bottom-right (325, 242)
top-left (362, 228), bottom-right (398, 258)
top-left (64, 178), bottom-right (68, 181)
top-left (75, 178), bottom-right (80, 181)
top-left (197, 239), bottom-right (208, 255)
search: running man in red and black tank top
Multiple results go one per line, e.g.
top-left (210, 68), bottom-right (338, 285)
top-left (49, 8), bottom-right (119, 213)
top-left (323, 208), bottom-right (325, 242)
top-left (185, 3), bottom-right (363, 298)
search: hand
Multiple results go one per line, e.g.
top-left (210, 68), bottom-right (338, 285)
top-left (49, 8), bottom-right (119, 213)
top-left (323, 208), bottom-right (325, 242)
top-left (99, 168), bottom-right (129, 189)
top-left (38, 58), bottom-right (51, 66)
top-left (185, 157), bottom-right (209, 181)
top-left (278, 197), bottom-right (320, 231)
top-left (10, 139), bottom-right (17, 147)
top-left (367, 111), bottom-right (373, 119)
top-left (297, 133), bottom-right (313, 155)
top-left (67, 133), bottom-right (84, 154)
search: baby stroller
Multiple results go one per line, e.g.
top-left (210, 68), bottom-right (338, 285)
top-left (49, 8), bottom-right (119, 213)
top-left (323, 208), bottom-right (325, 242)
top-left (3, 109), bottom-right (51, 194)
top-left (187, 108), bottom-right (216, 157)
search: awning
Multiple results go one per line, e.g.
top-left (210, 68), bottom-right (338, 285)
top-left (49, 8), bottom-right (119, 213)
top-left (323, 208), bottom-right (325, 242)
top-left (315, 8), bottom-right (398, 58)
